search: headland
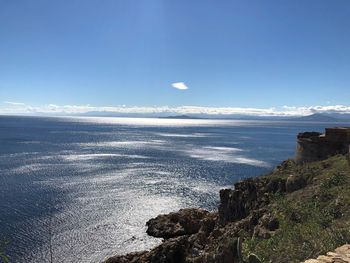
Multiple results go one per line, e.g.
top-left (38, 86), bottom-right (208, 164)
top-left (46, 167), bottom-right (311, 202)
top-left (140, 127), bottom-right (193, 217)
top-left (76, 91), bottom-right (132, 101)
top-left (104, 127), bottom-right (350, 263)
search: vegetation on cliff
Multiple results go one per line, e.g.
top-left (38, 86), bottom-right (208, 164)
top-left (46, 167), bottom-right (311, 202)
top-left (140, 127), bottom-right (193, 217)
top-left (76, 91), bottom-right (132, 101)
top-left (242, 155), bottom-right (350, 262)
top-left (105, 155), bottom-right (350, 263)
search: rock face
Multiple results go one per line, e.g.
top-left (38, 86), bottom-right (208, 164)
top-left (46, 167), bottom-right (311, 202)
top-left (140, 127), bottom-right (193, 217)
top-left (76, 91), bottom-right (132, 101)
top-left (146, 208), bottom-right (210, 239)
top-left (218, 176), bottom-right (286, 225)
top-left (104, 236), bottom-right (190, 263)
top-left (303, 244), bottom-right (350, 263)
top-left (103, 162), bottom-right (310, 263)
top-left (102, 129), bottom-right (350, 262)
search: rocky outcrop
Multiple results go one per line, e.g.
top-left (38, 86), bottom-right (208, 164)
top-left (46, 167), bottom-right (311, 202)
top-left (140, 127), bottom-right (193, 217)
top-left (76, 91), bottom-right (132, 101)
top-left (146, 208), bottom-right (210, 239)
top-left (103, 162), bottom-right (311, 263)
top-left (252, 212), bottom-right (279, 239)
top-left (103, 131), bottom-right (350, 262)
top-left (104, 236), bottom-right (190, 263)
top-left (218, 176), bottom-right (287, 225)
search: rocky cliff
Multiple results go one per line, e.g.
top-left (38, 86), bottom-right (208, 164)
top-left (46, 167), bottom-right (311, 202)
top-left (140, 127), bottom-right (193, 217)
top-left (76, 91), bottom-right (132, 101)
top-left (103, 153), bottom-right (350, 263)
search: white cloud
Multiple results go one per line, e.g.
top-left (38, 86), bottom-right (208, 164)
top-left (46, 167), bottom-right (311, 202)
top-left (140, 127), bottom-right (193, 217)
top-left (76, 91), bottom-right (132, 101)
top-left (171, 82), bottom-right (188, 90)
top-left (4, 101), bottom-right (26, 106)
top-left (1, 101), bottom-right (350, 117)
top-left (281, 105), bottom-right (350, 116)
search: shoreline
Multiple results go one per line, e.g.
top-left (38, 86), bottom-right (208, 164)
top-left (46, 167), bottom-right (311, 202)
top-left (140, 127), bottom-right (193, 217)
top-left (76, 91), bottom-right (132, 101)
top-left (103, 153), bottom-right (350, 263)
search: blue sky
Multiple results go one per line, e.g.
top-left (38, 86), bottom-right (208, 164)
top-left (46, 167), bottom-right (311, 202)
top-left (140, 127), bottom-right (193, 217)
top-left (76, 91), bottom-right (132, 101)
top-left (0, 0), bottom-right (350, 115)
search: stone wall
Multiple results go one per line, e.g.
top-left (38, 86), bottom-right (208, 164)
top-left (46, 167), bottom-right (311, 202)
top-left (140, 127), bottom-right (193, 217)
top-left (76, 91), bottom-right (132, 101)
top-left (325, 127), bottom-right (350, 142)
top-left (303, 244), bottom-right (350, 263)
top-left (295, 127), bottom-right (350, 163)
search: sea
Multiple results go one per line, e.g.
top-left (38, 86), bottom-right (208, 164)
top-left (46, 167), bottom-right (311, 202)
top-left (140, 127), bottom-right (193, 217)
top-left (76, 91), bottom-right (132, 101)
top-left (0, 116), bottom-right (345, 262)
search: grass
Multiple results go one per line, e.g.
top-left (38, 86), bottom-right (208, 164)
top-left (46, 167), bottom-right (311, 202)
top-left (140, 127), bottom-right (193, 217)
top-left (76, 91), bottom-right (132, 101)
top-left (241, 155), bottom-right (350, 262)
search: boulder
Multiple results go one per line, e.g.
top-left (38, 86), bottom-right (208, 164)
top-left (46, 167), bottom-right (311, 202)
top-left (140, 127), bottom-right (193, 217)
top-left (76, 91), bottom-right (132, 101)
top-left (146, 208), bottom-right (210, 239)
top-left (259, 213), bottom-right (279, 231)
top-left (286, 174), bottom-right (307, 192)
top-left (104, 236), bottom-right (190, 263)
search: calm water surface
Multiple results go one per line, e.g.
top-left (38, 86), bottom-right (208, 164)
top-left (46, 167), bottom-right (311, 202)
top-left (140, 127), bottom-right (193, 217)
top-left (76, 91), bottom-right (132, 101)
top-left (0, 116), bottom-right (343, 262)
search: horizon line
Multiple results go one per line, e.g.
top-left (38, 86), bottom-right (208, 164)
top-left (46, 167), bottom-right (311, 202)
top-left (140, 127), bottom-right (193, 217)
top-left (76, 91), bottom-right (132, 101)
top-left (1, 102), bottom-right (350, 117)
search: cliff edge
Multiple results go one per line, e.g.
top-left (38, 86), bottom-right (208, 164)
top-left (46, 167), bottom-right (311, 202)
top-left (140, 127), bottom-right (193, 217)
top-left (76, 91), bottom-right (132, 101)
top-left (104, 129), bottom-right (350, 263)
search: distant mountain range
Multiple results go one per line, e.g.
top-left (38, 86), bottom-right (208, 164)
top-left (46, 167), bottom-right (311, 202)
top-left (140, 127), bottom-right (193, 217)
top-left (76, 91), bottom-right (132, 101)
top-left (159, 115), bottom-right (203, 119)
top-left (287, 113), bottom-right (341, 122)
top-left (77, 111), bottom-right (350, 123)
top-left (160, 113), bottom-right (350, 122)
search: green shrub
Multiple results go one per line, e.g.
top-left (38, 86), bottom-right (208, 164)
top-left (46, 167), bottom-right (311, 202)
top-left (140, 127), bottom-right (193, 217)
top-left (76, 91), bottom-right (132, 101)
top-left (242, 155), bottom-right (350, 262)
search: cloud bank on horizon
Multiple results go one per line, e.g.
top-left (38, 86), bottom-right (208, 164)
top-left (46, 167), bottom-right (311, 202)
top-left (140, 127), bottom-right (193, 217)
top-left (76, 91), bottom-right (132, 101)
top-left (171, 82), bottom-right (188, 90)
top-left (2, 101), bottom-right (350, 117)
